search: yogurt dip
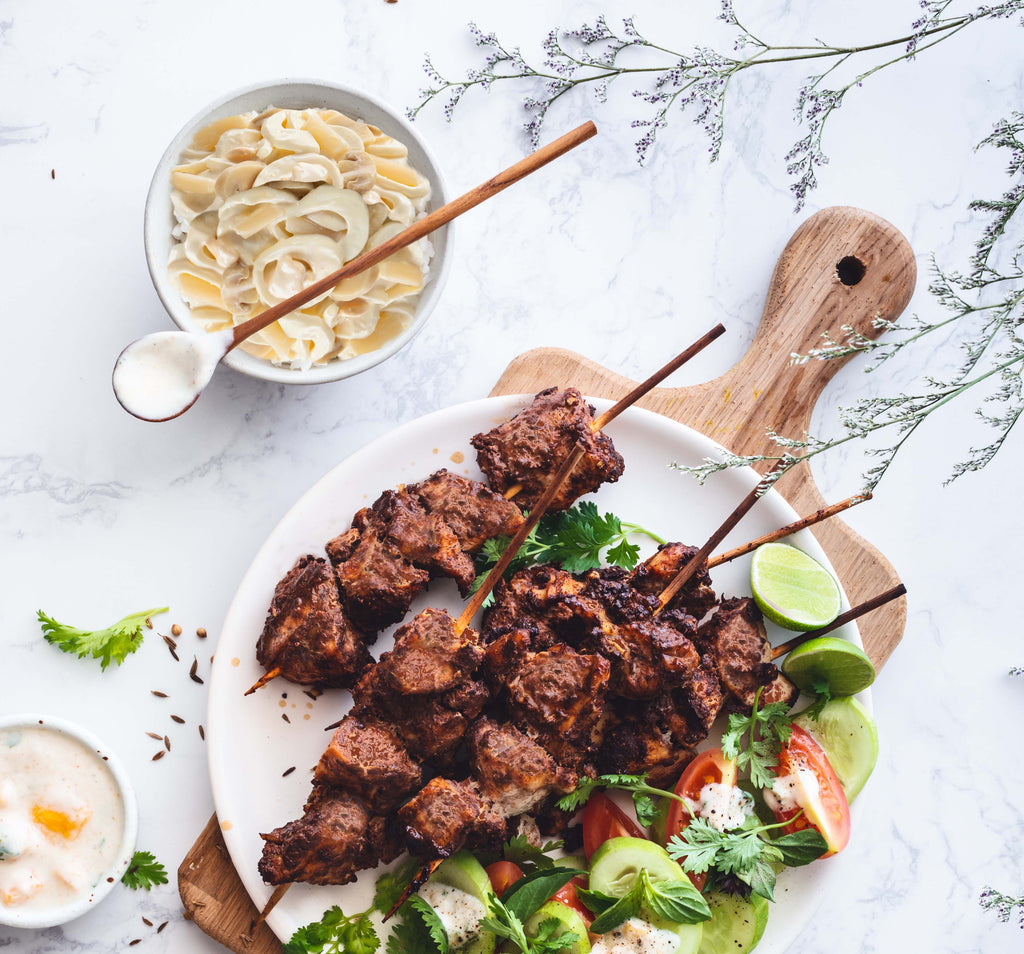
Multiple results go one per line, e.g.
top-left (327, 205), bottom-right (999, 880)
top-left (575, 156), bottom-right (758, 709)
top-left (0, 717), bottom-right (136, 928)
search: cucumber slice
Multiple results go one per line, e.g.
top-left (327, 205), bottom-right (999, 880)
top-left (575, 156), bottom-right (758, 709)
top-left (589, 837), bottom-right (686, 897)
top-left (697, 892), bottom-right (768, 954)
top-left (793, 696), bottom-right (878, 801)
top-left (524, 900), bottom-right (591, 954)
top-left (429, 851), bottom-right (496, 954)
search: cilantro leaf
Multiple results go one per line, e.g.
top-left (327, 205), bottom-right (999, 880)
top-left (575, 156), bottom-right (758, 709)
top-left (39, 606), bottom-right (168, 670)
top-left (373, 857), bottom-right (420, 915)
top-left (501, 835), bottom-right (564, 873)
top-left (385, 899), bottom-right (439, 954)
top-left (286, 905), bottom-right (380, 954)
top-left (120, 850), bottom-right (168, 890)
top-left (471, 504), bottom-right (664, 592)
top-left (405, 897), bottom-right (448, 953)
top-left (800, 679), bottom-right (833, 721)
top-left (721, 688), bottom-right (793, 789)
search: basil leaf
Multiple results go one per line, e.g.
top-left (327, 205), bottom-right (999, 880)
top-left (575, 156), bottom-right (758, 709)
top-left (587, 881), bottom-right (644, 934)
top-left (575, 886), bottom-right (618, 916)
top-left (772, 829), bottom-right (829, 867)
top-left (744, 857), bottom-right (778, 903)
top-left (640, 873), bottom-right (712, 925)
top-left (501, 867), bottom-right (585, 921)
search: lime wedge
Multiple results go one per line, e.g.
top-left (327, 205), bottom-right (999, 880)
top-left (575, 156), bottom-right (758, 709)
top-left (793, 696), bottom-right (879, 801)
top-left (750, 542), bottom-right (842, 631)
top-left (781, 635), bottom-right (876, 695)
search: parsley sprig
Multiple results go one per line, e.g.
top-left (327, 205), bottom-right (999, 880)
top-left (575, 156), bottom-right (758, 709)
top-left (667, 815), bottom-right (826, 901)
top-left (470, 502), bottom-right (665, 599)
top-left (120, 850), bottom-right (169, 890)
top-left (720, 688), bottom-right (793, 789)
top-left (578, 868), bottom-right (710, 933)
top-left (38, 606), bottom-right (168, 670)
top-left (286, 905), bottom-right (380, 954)
top-left (556, 773), bottom-right (693, 827)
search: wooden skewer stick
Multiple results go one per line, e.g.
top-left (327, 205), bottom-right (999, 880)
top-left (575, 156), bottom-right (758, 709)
top-left (227, 121), bottom-right (599, 350)
top-left (771, 583), bottom-right (907, 660)
top-left (655, 459), bottom-right (789, 613)
top-left (455, 444), bottom-right (588, 633)
top-left (384, 857), bottom-right (444, 921)
top-left (251, 882), bottom-right (291, 931)
top-left (244, 666), bottom-right (282, 697)
top-left (706, 493), bottom-right (872, 569)
top-left (591, 323), bottom-right (726, 431)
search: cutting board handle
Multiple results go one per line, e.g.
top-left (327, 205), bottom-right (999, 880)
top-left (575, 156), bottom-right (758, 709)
top-left (708, 206), bottom-right (916, 455)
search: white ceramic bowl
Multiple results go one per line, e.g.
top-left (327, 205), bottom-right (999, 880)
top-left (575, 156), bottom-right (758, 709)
top-left (0, 714), bottom-right (138, 929)
top-left (143, 79), bottom-right (452, 385)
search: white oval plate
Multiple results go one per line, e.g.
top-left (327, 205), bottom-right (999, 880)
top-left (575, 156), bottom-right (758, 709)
top-left (207, 396), bottom-right (869, 948)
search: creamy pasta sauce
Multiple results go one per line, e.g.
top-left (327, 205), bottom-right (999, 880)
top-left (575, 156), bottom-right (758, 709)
top-left (0, 727), bottom-right (125, 914)
top-left (168, 106), bottom-right (432, 370)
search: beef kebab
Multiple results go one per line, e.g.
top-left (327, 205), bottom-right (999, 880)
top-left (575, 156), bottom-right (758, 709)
top-left (249, 325), bottom-right (726, 695)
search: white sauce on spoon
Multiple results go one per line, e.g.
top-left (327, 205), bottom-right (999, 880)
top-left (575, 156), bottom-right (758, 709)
top-left (112, 328), bottom-right (233, 421)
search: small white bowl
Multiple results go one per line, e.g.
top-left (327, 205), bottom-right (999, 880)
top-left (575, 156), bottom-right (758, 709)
top-left (0, 714), bottom-right (138, 929)
top-left (143, 79), bottom-right (452, 385)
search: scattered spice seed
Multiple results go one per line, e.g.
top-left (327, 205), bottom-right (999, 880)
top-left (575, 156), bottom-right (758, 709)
top-left (130, 940), bottom-right (141, 947)
top-left (171, 623), bottom-right (182, 637)
top-left (198, 725), bottom-right (205, 740)
top-left (196, 627), bottom-right (207, 638)
top-left (50, 169), bottom-right (55, 179)
top-left (282, 766), bottom-right (296, 777)
top-left (158, 921), bottom-right (168, 933)
top-left (145, 617), bottom-right (154, 630)
top-left (152, 751), bottom-right (166, 761)
top-left (142, 917), bottom-right (153, 927)
top-left (146, 731), bottom-right (162, 741)
top-left (151, 690), bottom-right (168, 698)
top-left (170, 714), bottom-right (185, 724)
top-left (282, 713), bottom-right (290, 724)
top-left (164, 736), bottom-right (171, 752)
top-left (189, 656), bottom-right (204, 684)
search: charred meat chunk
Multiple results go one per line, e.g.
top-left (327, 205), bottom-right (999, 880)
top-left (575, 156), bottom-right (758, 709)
top-left (409, 469), bottom-right (525, 552)
top-left (256, 555), bottom-right (373, 688)
top-left (701, 597), bottom-right (798, 709)
top-left (506, 645), bottom-right (611, 768)
top-left (375, 609), bottom-right (482, 696)
top-left (314, 716), bottom-right (422, 814)
top-left (630, 543), bottom-right (718, 620)
top-left (398, 777), bottom-right (506, 858)
top-left (468, 717), bottom-right (577, 817)
top-left (597, 712), bottom-right (695, 787)
top-left (483, 565), bottom-right (585, 649)
top-left (258, 787), bottom-right (401, 885)
top-left (357, 489), bottom-right (476, 594)
top-left (470, 387), bottom-right (625, 512)
top-left (329, 526), bottom-right (430, 632)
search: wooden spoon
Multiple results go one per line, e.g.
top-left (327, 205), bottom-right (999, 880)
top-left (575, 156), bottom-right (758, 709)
top-left (112, 121), bottom-right (599, 422)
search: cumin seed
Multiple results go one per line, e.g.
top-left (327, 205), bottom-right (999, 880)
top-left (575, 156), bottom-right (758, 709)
top-left (282, 713), bottom-right (290, 723)
top-left (146, 731), bottom-right (162, 741)
top-left (130, 940), bottom-right (142, 947)
top-left (152, 751), bottom-right (165, 761)
top-left (198, 724), bottom-right (205, 740)
top-left (164, 736), bottom-right (171, 751)
top-left (170, 714), bottom-right (185, 724)
top-left (158, 921), bottom-right (168, 933)
top-left (189, 656), bottom-right (204, 684)
top-left (142, 917), bottom-right (153, 926)
top-left (151, 690), bottom-right (168, 698)
top-left (282, 766), bottom-right (296, 777)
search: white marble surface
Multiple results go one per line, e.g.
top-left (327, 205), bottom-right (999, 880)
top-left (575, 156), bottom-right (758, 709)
top-left (2, 0), bottom-right (1023, 951)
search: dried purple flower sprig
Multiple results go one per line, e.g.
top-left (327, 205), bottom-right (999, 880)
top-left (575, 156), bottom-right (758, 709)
top-left (410, 2), bottom-right (1023, 210)
top-left (674, 111), bottom-right (1024, 491)
top-left (980, 886), bottom-right (1024, 928)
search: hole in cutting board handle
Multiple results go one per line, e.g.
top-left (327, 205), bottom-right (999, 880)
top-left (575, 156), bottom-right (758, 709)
top-left (836, 255), bottom-right (866, 286)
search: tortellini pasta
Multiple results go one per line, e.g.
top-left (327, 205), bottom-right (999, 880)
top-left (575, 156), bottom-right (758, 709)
top-left (168, 107), bottom-right (432, 369)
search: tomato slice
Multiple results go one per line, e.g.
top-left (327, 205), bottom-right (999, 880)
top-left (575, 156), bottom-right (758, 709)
top-left (665, 748), bottom-right (739, 891)
top-left (551, 876), bottom-right (592, 925)
top-left (768, 725), bottom-right (851, 856)
top-left (485, 860), bottom-right (524, 895)
top-left (582, 791), bottom-right (646, 859)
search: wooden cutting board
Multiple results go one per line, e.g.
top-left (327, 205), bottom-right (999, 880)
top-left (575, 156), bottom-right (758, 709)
top-left (178, 205), bottom-right (916, 952)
